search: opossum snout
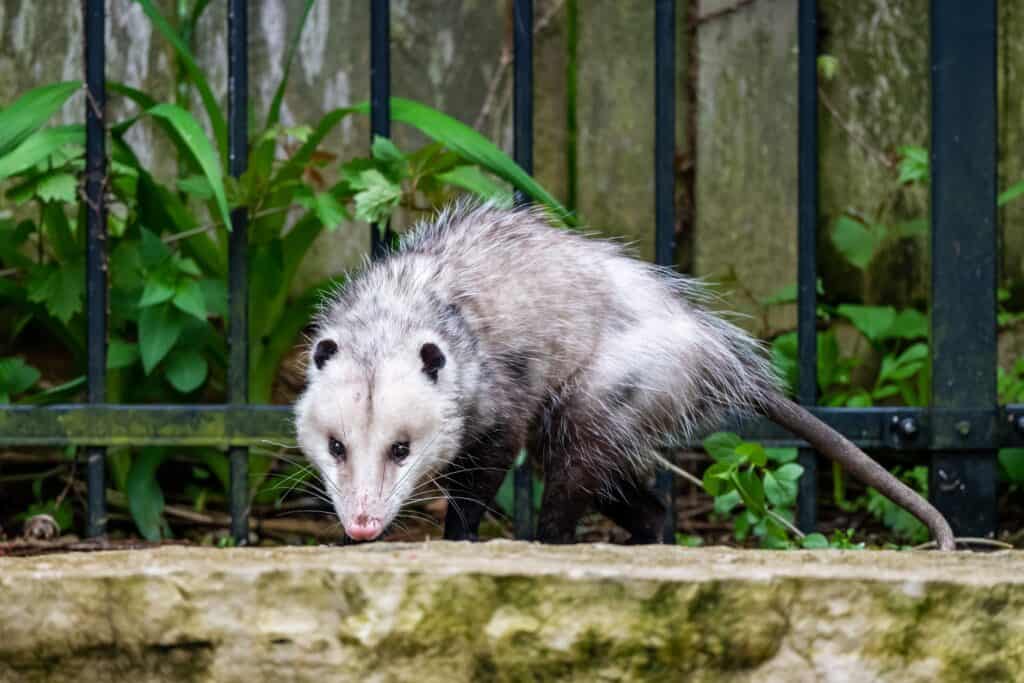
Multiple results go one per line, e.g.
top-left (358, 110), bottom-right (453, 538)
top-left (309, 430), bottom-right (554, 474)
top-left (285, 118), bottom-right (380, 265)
top-left (345, 512), bottom-right (384, 541)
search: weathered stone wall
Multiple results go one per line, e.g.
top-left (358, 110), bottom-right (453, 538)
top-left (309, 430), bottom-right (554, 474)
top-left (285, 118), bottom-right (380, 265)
top-left (0, 0), bottom-right (1020, 317)
top-left (1, 543), bottom-right (1023, 682)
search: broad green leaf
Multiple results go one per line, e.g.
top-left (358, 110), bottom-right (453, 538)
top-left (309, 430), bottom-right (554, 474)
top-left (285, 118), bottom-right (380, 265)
top-left (998, 449), bottom-right (1024, 484)
top-left (275, 107), bottom-right (360, 183)
top-left (712, 489), bottom-right (741, 515)
top-left (836, 304), bottom-right (897, 342)
top-left (0, 81), bottom-right (80, 159)
top-left (372, 135), bottom-right (406, 165)
top-left (138, 304), bottom-right (185, 373)
top-left (164, 348), bottom-right (208, 393)
top-left (27, 261), bottom-right (85, 323)
top-left (831, 216), bottom-right (877, 270)
top-left (299, 191), bottom-right (349, 230)
top-left (41, 202), bottom-right (77, 261)
top-left (173, 255), bottom-right (202, 277)
top-left (199, 279), bottom-right (228, 318)
top-left (177, 174), bottom-right (213, 200)
top-left (887, 309), bottom-right (928, 340)
top-left (138, 276), bottom-right (177, 307)
top-left (352, 169), bottom-right (402, 224)
top-left (774, 463), bottom-right (805, 482)
top-left (146, 104), bottom-right (232, 231)
top-left (766, 447), bottom-right (798, 463)
top-left (0, 357), bottom-right (41, 397)
top-left (702, 432), bottom-right (742, 462)
top-left (34, 173), bottom-right (77, 203)
top-left (998, 180), bottom-right (1024, 206)
top-left (702, 462), bottom-right (734, 497)
top-left (735, 441), bottom-right (768, 467)
top-left (801, 532), bottom-right (830, 549)
top-left (107, 338), bottom-right (139, 370)
top-left (761, 283), bottom-right (796, 306)
top-left (374, 98), bottom-right (574, 225)
top-left (0, 125), bottom-right (84, 180)
top-left (732, 469), bottom-right (766, 515)
top-left (133, 0), bottom-right (227, 162)
top-left (764, 471), bottom-right (798, 506)
top-left (437, 165), bottom-right (515, 206)
top-left (126, 447), bottom-right (167, 541)
top-left (172, 279), bottom-right (207, 320)
top-left (897, 145), bottom-right (929, 185)
top-left (139, 227), bottom-right (171, 268)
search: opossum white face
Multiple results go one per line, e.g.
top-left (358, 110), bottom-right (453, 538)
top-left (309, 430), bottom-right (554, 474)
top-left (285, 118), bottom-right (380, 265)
top-left (295, 334), bottom-right (459, 541)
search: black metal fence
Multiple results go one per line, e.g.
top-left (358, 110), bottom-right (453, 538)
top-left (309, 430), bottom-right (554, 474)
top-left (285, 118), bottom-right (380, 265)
top-left (1, 0), bottom-right (1021, 544)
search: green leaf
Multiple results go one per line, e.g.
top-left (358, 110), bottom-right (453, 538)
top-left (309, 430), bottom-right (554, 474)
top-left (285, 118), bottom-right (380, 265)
top-left (735, 441), bottom-right (768, 467)
top-left (801, 533), bottom-right (830, 549)
top-left (760, 283), bottom-right (796, 306)
top-left (836, 304), bottom-right (897, 342)
top-left (0, 81), bottom-right (80, 159)
top-left (887, 309), bottom-right (928, 340)
top-left (702, 462), bottom-right (734, 497)
top-left (138, 304), bottom-right (184, 373)
top-left (0, 125), bottom-right (84, 180)
top-left (164, 348), bottom-right (208, 393)
top-left (831, 216), bottom-right (877, 270)
top-left (764, 471), bottom-right (798, 506)
top-left (436, 165), bottom-right (515, 206)
top-left (107, 338), bottom-right (139, 370)
top-left (713, 489), bottom-right (741, 515)
top-left (816, 55), bottom-right (838, 81)
top-left (766, 447), bottom-right (798, 463)
top-left (126, 447), bottom-right (167, 541)
top-left (138, 276), bottom-right (177, 307)
top-left (133, 0), bottom-right (227, 162)
top-left (998, 180), bottom-right (1024, 206)
top-left (263, 0), bottom-right (315, 131)
top-left (139, 227), bottom-right (171, 268)
top-left (199, 279), bottom-right (228, 318)
top-left (352, 169), bottom-right (402, 224)
top-left (702, 432), bottom-right (742, 462)
top-left (376, 98), bottom-right (575, 225)
top-left (774, 463), bottom-right (805, 482)
top-left (0, 357), bottom-right (41, 398)
top-left (172, 279), bottom-right (207, 320)
top-left (35, 173), bottom-right (77, 203)
top-left (897, 145), bottom-right (929, 185)
top-left (732, 469), bottom-right (766, 515)
top-left (27, 261), bottom-right (85, 323)
top-left (998, 449), bottom-right (1024, 484)
top-left (176, 174), bottom-right (213, 200)
top-left (146, 104), bottom-right (232, 231)
top-left (312, 191), bottom-right (348, 229)
top-left (372, 135), bottom-right (406, 165)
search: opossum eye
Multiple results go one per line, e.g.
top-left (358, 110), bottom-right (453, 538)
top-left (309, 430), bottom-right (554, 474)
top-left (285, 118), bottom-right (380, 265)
top-left (328, 437), bottom-right (346, 461)
top-left (314, 339), bottom-right (338, 369)
top-left (390, 441), bottom-right (410, 463)
top-left (419, 343), bottom-right (446, 382)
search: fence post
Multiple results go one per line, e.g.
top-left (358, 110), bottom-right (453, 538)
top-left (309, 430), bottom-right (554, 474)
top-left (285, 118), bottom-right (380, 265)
top-left (227, 0), bottom-right (250, 545)
top-left (654, 0), bottom-right (677, 543)
top-left (929, 0), bottom-right (998, 537)
top-left (796, 0), bottom-right (819, 533)
top-left (371, 0), bottom-right (392, 257)
top-left (84, 0), bottom-right (107, 538)
top-left (512, 0), bottom-right (535, 540)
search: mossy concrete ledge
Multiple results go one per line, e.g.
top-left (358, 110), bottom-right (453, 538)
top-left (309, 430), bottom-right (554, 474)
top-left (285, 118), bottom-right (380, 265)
top-left (1, 543), bottom-right (1023, 682)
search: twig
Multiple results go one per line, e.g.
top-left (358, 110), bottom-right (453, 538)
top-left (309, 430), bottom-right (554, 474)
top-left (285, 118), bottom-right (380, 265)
top-left (819, 87), bottom-right (896, 169)
top-left (697, 0), bottom-right (757, 24)
top-left (162, 206), bottom-right (293, 244)
top-left (0, 464), bottom-right (68, 484)
top-left (473, 0), bottom-right (567, 130)
top-left (913, 537), bottom-right (1014, 551)
top-left (653, 453), bottom-right (807, 539)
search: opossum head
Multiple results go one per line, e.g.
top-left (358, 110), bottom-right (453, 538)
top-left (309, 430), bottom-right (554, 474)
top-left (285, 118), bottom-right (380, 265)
top-left (295, 332), bottom-right (462, 541)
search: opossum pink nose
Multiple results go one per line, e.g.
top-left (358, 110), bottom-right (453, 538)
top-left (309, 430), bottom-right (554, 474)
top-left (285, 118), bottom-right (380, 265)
top-left (346, 515), bottom-right (383, 541)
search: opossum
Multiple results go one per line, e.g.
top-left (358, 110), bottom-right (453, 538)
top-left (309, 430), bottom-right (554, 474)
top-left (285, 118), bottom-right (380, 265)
top-left (294, 203), bottom-right (955, 550)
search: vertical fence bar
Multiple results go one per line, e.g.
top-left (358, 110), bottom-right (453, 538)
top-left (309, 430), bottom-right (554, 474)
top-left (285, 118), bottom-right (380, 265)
top-left (654, 0), bottom-right (677, 544)
top-left (370, 0), bottom-right (391, 258)
top-left (228, 0), bottom-right (250, 544)
top-left (929, 0), bottom-right (998, 537)
top-left (512, 0), bottom-right (534, 539)
top-left (795, 0), bottom-right (819, 532)
top-left (83, 0), bottom-right (107, 538)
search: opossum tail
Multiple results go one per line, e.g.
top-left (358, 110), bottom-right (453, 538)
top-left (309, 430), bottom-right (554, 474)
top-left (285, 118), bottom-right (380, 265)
top-left (762, 396), bottom-right (956, 551)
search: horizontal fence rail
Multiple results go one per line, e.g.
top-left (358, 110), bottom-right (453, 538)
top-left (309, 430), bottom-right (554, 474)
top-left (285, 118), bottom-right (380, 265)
top-left (1, 405), bottom-right (1021, 449)
top-left (0, 0), bottom-right (1012, 543)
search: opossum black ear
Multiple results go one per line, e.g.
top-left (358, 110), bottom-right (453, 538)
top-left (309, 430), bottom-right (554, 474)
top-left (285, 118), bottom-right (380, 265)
top-left (313, 339), bottom-right (338, 370)
top-left (420, 342), bottom-right (446, 382)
